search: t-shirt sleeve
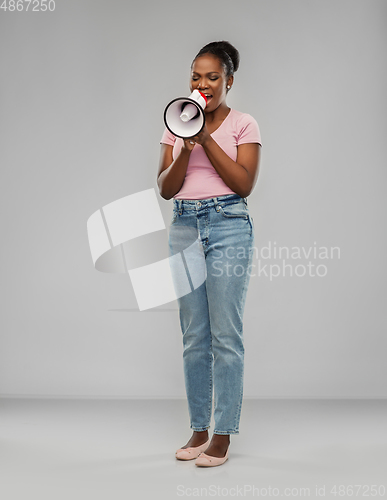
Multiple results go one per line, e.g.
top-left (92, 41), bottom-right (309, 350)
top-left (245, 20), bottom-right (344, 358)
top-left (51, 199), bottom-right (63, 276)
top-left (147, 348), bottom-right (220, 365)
top-left (237, 113), bottom-right (262, 146)
top-left (160, 127), bottom-right (176, 146)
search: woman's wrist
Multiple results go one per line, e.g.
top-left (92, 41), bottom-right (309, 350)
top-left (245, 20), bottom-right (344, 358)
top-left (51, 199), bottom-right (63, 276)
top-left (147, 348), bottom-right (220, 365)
top-left (200, 135), bottom-right (213, 149)
top-left (181, 143), bottom-right (193, 153)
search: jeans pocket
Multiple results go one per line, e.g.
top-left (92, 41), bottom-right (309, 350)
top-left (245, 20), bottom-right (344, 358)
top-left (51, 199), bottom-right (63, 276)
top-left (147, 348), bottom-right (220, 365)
top-left (218, 202), bottom-right (249, 219)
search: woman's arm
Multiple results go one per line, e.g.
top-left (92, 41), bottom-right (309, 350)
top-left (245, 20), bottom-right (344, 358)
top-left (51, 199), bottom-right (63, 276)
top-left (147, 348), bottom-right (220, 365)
top-left (157, 141), bottom-right (194, 200)
top-left (191, 124), bottom-right (261, 198)
top-left (202, 138), bottom-right (261, 198)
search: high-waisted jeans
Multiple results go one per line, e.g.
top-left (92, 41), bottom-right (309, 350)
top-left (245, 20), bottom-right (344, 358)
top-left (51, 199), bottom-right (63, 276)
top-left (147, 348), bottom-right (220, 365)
top-left (168, 193), bottom-right (255, 435)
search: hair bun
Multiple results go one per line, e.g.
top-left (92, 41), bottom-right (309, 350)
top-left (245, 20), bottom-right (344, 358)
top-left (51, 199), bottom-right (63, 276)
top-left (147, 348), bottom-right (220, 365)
top-left (194, 40), bottom-right (240, 77)
top-left (214, 41), bottom-right (240, 72)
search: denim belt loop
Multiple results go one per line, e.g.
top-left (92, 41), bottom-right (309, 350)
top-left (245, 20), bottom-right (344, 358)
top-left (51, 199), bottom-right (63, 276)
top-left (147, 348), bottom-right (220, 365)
top-left (176, 199), bottom-right (182, 215)
top-left (212, 196), bottom-right (220, 211)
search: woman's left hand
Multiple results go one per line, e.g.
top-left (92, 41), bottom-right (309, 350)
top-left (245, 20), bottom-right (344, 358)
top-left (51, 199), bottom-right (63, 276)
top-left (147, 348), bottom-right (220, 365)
top-left (188, 122), bottom-right (211, 147)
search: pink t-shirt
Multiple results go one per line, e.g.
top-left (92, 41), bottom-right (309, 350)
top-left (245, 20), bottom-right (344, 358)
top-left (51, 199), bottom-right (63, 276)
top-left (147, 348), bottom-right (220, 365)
top-left (159, 108), bottom-right (262, 200)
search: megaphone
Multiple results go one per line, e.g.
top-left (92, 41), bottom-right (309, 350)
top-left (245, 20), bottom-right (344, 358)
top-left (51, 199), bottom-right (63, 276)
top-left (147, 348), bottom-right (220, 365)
top-left (164, 89), bottom-right (208, 139)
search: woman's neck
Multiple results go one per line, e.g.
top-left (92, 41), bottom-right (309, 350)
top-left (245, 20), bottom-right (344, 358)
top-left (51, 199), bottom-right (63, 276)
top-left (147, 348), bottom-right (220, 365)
top-left (205, 102), bottom-right (230, 124)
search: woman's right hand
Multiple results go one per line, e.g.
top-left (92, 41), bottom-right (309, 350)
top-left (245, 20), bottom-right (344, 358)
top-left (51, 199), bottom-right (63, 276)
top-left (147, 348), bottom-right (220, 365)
top-left (182, 138), bottom-right (196, 152)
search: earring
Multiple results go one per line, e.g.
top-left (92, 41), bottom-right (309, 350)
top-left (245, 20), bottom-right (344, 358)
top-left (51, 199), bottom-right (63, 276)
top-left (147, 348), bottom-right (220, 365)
top-left (227, 85), bottom-right (231, 89)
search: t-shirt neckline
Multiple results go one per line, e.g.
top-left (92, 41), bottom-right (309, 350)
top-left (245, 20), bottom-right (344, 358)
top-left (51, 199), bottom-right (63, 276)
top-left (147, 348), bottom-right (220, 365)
top-left (209, 108), bottom-right (233, 136)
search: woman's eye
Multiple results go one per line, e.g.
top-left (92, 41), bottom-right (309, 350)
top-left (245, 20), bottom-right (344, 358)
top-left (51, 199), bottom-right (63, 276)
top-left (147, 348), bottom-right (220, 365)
top-left (191, 77), bottom-right (218, 81)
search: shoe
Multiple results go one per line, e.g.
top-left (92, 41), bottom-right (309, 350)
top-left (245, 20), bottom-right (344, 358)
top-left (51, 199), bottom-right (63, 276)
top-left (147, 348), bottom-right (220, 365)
top-left (175, 438), bottom-right (211, 460)
top-left (195, 448), bottom-right (229, 467)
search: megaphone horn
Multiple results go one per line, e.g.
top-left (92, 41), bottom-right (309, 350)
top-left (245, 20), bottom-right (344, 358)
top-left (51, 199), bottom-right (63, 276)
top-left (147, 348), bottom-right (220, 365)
top-left (164, 89), bottom-right (208, 139)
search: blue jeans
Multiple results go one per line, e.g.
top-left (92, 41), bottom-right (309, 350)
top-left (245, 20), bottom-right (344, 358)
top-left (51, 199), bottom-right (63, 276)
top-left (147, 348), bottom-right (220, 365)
top-left (168, 194), bottom-right (255, 435)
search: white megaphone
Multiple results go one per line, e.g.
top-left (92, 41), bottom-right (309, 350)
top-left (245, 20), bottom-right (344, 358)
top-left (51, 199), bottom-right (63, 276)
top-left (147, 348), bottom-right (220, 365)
top-left (164, 89), bottom-right (208, 139)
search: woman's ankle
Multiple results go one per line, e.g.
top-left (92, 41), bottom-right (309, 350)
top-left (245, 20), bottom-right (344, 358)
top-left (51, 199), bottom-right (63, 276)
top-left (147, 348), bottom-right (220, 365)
top-left (193, 430), bottom-right (208, 435)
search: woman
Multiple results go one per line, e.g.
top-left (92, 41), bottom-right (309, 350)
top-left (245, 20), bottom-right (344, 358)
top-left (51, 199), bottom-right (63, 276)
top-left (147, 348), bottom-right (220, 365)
top-left (157, 41), bottom-right (262, 467)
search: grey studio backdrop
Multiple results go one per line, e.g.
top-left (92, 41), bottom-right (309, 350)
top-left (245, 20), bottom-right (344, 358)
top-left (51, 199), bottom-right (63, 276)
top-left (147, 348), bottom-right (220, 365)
top-left (0, 0), bottom-right (386, 399)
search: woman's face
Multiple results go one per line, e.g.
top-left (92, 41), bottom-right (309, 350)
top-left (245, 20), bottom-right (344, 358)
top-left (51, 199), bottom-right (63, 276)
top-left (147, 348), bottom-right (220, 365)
top-left (189, 54), bottom-right (232, 113)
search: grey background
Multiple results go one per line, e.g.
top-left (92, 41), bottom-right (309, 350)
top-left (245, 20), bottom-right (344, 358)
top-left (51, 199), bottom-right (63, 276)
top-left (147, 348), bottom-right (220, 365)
top-left (0, 0), bottom-right (386, 398)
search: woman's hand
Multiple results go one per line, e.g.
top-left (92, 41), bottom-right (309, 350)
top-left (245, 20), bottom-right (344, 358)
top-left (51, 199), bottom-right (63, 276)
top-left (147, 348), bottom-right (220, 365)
top-left (182, 138), bottom-right (196, 152)
top-left (182, 122), bottom-right (211, 150)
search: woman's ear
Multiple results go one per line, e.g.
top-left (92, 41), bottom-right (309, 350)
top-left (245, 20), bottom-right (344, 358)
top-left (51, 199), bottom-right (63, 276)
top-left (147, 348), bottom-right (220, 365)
top-left (227, 76), bottom-right (234, 90)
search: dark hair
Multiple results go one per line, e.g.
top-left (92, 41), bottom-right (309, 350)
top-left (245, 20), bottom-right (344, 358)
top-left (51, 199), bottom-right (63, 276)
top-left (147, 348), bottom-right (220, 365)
top-left (192, 40), bottom-right (240, 79)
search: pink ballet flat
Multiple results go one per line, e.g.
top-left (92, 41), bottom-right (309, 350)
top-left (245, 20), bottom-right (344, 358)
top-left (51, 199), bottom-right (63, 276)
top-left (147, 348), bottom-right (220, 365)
top-left (175, 438), bottom-right (211, 460)
top-left (195, 448), bottom-right (229, 467)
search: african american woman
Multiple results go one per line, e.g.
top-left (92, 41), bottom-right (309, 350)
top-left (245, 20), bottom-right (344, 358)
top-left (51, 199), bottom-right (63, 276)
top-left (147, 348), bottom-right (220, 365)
top-left (157, 40), bottom-right (262, 467)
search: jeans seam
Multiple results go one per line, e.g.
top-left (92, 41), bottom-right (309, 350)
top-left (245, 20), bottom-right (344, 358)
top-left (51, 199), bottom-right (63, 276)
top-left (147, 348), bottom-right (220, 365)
top-left (232, 254), bottom-right (249, 432)
top-left (247, 214), bottom-right (253, 237)
top-left (208, 337), bottom-right (213, 426)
